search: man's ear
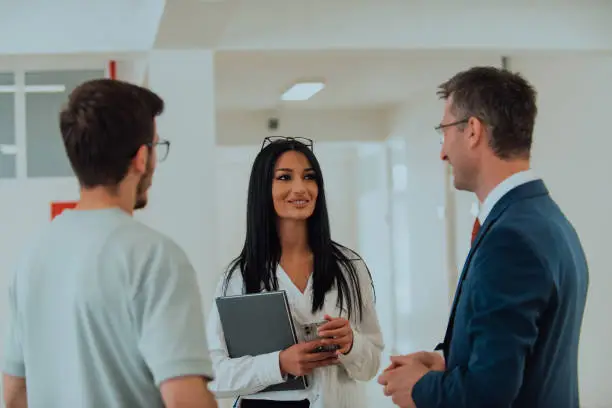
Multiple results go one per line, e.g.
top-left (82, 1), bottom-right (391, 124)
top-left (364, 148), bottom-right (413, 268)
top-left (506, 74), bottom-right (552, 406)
top-left (132, 145), bottom-right (149, 174)
top-left (467, 117), bottom-right (485, 148)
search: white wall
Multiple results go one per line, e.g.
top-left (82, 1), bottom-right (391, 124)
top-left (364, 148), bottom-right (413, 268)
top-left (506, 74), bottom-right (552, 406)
top-left (0, 178), bottom-right (79, 307)
top-left (386, 100), bottom-right (451, 354)
top-left (353, 142), bottom-right (393, 351)
top-left (216, 108), bottom-right (388, 146)
top-left (141, 50), bottom-right (219, 314)
top-left (389, 55), bottom-right (612, 408)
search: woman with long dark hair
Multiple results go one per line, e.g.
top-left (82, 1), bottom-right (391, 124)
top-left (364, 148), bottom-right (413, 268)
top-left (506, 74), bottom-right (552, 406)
top-left (206, 137), bottom-right (384, 408)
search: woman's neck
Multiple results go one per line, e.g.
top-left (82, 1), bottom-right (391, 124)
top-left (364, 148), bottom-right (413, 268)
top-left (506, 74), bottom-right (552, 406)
top-left (277, 219), bottom-right (312, 293)
top-left (278, 219), bottom-right (310, 257)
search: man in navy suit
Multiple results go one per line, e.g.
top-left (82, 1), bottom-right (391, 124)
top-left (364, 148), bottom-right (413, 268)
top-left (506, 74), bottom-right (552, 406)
top-left (378, 66), bottom-right (589, 408)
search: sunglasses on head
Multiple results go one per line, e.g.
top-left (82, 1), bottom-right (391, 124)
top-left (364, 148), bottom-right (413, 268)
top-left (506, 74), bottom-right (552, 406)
top-left (260, 136), bottom-right (314, 151)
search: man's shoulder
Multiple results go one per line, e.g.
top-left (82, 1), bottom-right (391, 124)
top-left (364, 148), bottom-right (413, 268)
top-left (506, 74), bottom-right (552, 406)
top-left (108, 218), bottom-right (182, 255)
top-left (28, 209), bottom-right (177, 255)
top-left (481, 201), bottom-right (577, 275)
top-left (497, 196), bottom-right (568, 243)
top-left (485, 215), bottom-right (547, 256)
top-left (105, 220), bottom-right (195, 296)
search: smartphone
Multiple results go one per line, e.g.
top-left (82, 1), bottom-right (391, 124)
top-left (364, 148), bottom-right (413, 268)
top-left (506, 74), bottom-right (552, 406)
top-left (302, 321), bottom-right (341, 353)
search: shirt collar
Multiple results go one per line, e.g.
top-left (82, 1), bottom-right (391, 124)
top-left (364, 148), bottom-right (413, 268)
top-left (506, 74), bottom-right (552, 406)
top-left (478, 169), bottom-right (538, 224)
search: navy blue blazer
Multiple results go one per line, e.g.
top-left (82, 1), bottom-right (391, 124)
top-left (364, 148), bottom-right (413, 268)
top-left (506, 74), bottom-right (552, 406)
top-left (412, 180), bottom-right (589, 408)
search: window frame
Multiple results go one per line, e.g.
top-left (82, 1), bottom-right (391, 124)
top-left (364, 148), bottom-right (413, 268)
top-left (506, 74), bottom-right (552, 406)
top-left (0, 56), bottom-right (110, 181)
top-left (0, 71), bottom-right (16, 179)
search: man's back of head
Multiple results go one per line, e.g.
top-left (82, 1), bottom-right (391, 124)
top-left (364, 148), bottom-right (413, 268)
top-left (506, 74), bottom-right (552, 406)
top-left (59, 79), bottom-right (165, 211)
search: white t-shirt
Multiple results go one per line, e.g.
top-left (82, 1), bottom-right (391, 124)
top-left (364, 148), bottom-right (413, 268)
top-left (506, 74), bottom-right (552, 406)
top-left (2, 207), bottom-right (214, 408)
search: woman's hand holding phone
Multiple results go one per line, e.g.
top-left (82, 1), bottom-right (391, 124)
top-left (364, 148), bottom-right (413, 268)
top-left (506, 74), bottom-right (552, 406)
top-left (317, 314), bottom-right (354, 355)
top-left (279, 340), bottom-right (339, 377)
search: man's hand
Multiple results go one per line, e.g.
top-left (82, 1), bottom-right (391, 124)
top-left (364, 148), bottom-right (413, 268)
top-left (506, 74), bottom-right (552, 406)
top-left (383, 351), bottom-right (445, 373)
top-left (160, 376), bottom-right (218, 408)
top-left (3, 374), bottom-right (27, 408)
top-left (378, 353), bottom-right (440, 408)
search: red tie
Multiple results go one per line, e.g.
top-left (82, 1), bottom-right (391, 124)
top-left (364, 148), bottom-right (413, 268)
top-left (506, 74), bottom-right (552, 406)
top-left (471, 218), bottom-right (481, 244)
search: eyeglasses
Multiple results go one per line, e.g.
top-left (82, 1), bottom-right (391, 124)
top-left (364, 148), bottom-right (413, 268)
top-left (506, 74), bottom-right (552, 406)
top-left (148, 138), bottom-right (171, 162)
top-left (434, 119), bottom-right (469, 144)
top-left (261, 136), bottom-right (313, 151)
top-left (434, 119), bottom-right (469, 134)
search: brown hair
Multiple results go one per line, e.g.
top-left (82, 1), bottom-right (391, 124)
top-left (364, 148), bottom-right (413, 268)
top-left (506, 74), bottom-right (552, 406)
top-left (59, 79), bottom-right (164, 188)
top-left (438, 66), bottom-right (537, 159)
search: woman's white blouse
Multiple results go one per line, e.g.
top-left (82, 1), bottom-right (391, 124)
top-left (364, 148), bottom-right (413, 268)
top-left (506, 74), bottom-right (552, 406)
top-left (205, 256), bottom-right (384, 408)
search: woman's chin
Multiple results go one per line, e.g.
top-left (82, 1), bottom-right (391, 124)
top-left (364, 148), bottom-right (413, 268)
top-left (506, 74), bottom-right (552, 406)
top-left (280, 207), bottom-right (314, 220)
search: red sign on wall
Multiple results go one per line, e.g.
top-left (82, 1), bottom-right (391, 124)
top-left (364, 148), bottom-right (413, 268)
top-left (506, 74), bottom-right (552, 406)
top-left (51, 201), bottom-right (77, 220)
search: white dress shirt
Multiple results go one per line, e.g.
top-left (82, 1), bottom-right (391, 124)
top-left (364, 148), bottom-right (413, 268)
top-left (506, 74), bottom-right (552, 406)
top-left (206, 254), bottom-right (384, 408)
top-left (478, 169), bottom-right (538, 225)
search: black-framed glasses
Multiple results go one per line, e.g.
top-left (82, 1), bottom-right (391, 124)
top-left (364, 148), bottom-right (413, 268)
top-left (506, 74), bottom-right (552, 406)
top-left (434, 119), bottom-right (469, 135)
top-left (435, 119), bottom-right (469, 144)
top-left (261, 136), bottom-right (313, 151)
top-left (148, 138), bottom-right (171, 162)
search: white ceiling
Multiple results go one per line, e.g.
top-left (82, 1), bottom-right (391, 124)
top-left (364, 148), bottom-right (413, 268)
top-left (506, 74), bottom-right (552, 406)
top-left (155, 0), bottom-right (236, 49)
top-left (2, 0), bottom-right (611, 55)
top-left (214, 50), bottom-right (502, 111)
top-left (1, 0), bottom-right (611, 114)
top-left (155, 0), bottom-right (612, 52)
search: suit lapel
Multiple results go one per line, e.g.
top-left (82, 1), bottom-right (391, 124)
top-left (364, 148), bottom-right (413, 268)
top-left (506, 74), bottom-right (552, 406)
top-left (438, 180), bottom-right (549, 358)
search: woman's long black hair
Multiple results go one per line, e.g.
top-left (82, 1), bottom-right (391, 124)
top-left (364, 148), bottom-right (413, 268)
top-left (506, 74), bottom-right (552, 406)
top-left (223, 139), bottom-right (372, 322)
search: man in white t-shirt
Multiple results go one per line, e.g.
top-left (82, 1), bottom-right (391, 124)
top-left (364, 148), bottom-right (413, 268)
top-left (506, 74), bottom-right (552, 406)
top-left (1, 79), bottom-right (217, 408)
